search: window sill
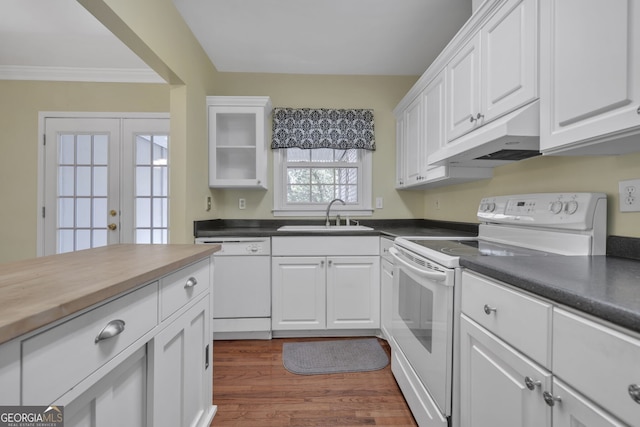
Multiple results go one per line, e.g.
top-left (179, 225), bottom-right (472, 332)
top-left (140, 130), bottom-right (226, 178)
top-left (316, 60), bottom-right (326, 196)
top-left (272, 208), bottom-right (374, 217)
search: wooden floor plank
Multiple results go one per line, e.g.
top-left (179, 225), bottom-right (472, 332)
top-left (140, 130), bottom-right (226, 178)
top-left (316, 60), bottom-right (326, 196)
top-left (211, 337), bottom-right (418, 426)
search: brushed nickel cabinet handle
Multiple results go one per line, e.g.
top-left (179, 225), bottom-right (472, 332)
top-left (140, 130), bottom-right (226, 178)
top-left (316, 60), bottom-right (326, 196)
top-left (95, 319), bottom-right (125, 343)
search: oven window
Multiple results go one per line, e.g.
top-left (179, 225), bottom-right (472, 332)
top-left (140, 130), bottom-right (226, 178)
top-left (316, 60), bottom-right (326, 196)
top-left (398, 270), bottom-right (434, 353)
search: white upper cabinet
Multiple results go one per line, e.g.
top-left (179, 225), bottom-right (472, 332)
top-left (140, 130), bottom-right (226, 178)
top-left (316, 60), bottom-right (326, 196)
top-left (447, 0), bottom-right (538, 143)
top-left (447, 35), bottom-right (482, 141)
top-left (404, 95), bottom-right (425, 185)
top-left (540, 0), bottom-right (640, 155)
top-left (207, 96), bottom-right (272, 189)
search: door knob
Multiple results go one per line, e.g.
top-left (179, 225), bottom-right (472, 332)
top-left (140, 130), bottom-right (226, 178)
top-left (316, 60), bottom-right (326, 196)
top-left (108, 223), bottom-right (117, 231)
top-left (109, 209), bottom-right (118, 217)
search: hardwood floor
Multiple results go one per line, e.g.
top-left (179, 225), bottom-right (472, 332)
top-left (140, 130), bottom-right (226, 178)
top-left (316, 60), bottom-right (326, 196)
top-left (211, 337), bottom-right (418, 426)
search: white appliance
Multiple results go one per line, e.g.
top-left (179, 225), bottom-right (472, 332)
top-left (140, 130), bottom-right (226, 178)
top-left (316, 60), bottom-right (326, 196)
top-left (389, 192), bottom-right (607, 427)
top-left (195, 237), bottom-right (271, 340)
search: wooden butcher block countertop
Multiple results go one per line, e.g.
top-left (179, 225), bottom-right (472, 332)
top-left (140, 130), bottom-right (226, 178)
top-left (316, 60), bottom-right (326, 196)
top-left (0, 244), bottom-right (220, 345)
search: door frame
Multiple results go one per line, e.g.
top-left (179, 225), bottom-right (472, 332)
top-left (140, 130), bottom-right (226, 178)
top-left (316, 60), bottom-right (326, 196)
top-left (36, 111), bottom-right (170, 257)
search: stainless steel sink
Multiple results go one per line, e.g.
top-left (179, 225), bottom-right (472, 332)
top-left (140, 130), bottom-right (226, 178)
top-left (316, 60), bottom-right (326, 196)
top-left (277, 225), bottom-right (374, 232)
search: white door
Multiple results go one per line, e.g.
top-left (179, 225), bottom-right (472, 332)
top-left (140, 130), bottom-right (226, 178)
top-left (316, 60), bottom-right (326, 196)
top-left (481, 0), bottom-right (537, 122)
top-left (540, 0), bottom-right (640, 152)
top-left (459, 315), bottom-right (552, 427)
top-left (271, 257), bottom-right (326, 330)
top-left (326, 256), bottom-right (380, 329)
top-left (42, 116), bottom-right (169, 255)
top-left (447, 35), bottom-right (481, 141)
top-left (404, 95), bottom-right (424, 184)
top-left (552, 379), bottom-right (626, 427)
top-left (151, 296), bottom-right (210, 427)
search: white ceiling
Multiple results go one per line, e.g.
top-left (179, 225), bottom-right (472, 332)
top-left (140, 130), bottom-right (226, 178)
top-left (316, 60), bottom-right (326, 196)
top-left (0, 0), bottom-right (472, 81)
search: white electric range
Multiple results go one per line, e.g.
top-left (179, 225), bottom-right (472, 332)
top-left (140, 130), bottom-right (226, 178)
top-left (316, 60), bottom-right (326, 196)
top-left (388, 192), bottom-right (607, 427)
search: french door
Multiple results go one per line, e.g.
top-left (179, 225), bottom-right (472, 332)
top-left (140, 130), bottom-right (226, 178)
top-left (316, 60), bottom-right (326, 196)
top-left (41, 115), bottom-right (169, 256)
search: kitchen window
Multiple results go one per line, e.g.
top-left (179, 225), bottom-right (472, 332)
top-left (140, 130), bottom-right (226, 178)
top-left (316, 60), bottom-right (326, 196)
top-left (273, 147), bottom-right (372, 216)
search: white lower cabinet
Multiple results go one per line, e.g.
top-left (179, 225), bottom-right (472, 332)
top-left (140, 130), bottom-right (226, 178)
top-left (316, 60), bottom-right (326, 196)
top-left (272, 255), bottom-right (380, 331)
top-left (9, 255), bottom-right (215, 427)
top-left (65, 347), bottom-right (147, 427)
top-left (271, 236), bottom-right (380, 333)
top-left (459, 315), bottom-right (551, 427)
top-left (150, 295), bottom-right (212, 427)
top-left (461, 271), bottom-right (639, 427)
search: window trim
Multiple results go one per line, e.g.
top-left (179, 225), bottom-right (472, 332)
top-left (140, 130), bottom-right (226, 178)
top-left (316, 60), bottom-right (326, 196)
top-left (272, 148), bottom-right (373, 217)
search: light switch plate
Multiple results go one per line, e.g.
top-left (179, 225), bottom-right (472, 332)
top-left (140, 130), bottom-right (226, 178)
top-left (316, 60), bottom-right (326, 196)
top-left (375, 197), bottom-right (383, 209)
top-left (619, 179), bottom-right (640, 212)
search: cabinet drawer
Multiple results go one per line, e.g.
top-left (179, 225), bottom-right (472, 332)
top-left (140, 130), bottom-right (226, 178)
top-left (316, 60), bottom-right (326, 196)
top-left (160, 258), bottom-right (209, 320)
top-left (553, 308), bottom-right (640, 426)
top-left (22, 283), bottom-right (158, 404)
top-left (461, 271), bottom-right (552, 367)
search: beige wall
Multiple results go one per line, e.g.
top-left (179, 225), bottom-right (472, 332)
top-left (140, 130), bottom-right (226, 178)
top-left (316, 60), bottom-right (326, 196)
top-left (0, 80), bottom-right (170, 263)
top-left (206, 72), bottom-right (424, 220)
top-left (423, 152), bottom-right (640, 237)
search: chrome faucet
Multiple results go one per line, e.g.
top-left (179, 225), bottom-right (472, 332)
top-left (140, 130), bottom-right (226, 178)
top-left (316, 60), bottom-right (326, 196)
top-left (325, 198), bottom-right (345, 227)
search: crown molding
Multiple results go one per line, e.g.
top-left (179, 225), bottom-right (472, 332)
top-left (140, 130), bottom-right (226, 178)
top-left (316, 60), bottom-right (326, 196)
top-left (0, 65), bottom-right (165, 83)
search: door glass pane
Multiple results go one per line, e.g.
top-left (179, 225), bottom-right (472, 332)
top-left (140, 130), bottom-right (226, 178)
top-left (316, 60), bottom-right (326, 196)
top-left (56, 133), bottom-right (110, 253)
top-left (77, 135), bottom-right (92, 165)
top-left (135, 134), bottom-right (169, 244)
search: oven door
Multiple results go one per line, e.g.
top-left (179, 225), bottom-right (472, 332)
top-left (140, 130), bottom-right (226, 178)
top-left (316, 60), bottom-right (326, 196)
top-left (389, 246), bottom-right (454, 417)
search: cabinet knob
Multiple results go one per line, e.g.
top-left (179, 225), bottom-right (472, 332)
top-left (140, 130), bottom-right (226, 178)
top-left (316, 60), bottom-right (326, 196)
top-left (483, 304), bottom-right (497, 315)
top-left (543, 391), bottom-right (561, 407)
top-left (629, 384), bottom-right (640, 404)
top-left (636, 105), bottom-right (640, 115)
top-left (476, 113), bottom-right (485, 120)
top-left (184, 277), bottom-right (198, 288)
top-left (524, 376), bottom-right (541, 391)
top-left (470, 115), bottom-right (477, 123)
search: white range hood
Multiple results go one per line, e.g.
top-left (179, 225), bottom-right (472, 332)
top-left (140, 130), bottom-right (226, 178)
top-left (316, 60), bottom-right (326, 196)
top-left (429, 100), bottom-right (541, 168)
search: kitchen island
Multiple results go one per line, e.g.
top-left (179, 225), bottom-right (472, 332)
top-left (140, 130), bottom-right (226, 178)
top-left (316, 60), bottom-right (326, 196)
top-left (0, 244), bottom-right (219, 427)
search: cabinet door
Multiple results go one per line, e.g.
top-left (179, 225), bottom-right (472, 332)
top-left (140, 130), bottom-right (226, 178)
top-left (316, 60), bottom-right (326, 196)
top-left (151, 296), bottom-right (212, 427)
top-left (424, 70), bottom-right (446, 167)
top-left (481, 0), bottom-right (537, 122)
top-left (207, 96), bottom-right (271, 189)
top-left (272, 257), bottom-right (326, 330)
top-left (552, 379), bottom-right (627, 427)
top-left (404, 95), bottom-right (424, 184)
top-left (395, 115), bottom-right (406, 188)
top-left (447, 35), bottom-right (481, 141)
top-left (380, 257), bottom-right (394, 339)
top-left (65, 347), bottom-right (147, 427)
top-left (540, 0), bottom-right (640, 153)
top-left (460, 315), bottom-right (551, 427)
top-left (326, 256), bottom-right (380, 329)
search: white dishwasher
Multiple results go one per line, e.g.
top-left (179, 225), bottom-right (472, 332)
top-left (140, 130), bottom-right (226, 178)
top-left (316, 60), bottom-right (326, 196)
top-left (195, 237), bottom-right (271, 340)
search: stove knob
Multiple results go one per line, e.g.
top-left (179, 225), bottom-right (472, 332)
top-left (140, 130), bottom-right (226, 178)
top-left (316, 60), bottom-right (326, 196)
top-left (487, 202), bottom-right (496, 212)
top-left (550, 201), bottom-right (563, 214)
top-left (565, 200), bottom-right (579, 215)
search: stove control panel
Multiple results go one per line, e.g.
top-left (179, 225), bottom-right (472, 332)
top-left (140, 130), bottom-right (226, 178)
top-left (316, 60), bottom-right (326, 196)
top-left (477, 193), bottom-right (607, 230)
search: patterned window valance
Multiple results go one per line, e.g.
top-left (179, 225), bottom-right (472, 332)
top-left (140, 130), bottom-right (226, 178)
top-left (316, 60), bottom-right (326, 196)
top-left (271, 108), bottom-right (375, 151)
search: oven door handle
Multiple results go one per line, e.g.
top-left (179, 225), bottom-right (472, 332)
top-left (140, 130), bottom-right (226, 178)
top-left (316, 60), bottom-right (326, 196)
top-left (389, 247), bottom-right (449, 284)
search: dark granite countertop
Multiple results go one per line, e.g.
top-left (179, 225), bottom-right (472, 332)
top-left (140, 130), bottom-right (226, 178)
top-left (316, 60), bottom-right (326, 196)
top-left (193, 219), bottom-right (478, 239)
top-left (460, 254), bottom-right (640, 334)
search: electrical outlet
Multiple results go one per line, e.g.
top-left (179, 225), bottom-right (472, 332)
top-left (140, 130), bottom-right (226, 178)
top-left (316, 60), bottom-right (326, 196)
top-left (375, 197), bottom-right (383, 209)
top-left (435, 199), bottom-right (441, 210)
top-left (619, 179), bottom-right (640, 212)
top-left (239, 198), bottom-right (246, 210)
top-left (205, 196), bottom-right (212, 212)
